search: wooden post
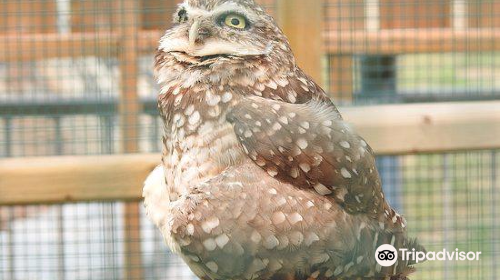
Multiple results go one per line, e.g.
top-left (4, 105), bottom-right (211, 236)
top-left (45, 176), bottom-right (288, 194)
top-left (124, 202), bottom-right (143, 280)
top-left (276, 0), bottom-right (324, 87)
top-left (328, 55), bottom-right (353, 103)
top-left (115, 0), bottom-right (143, 279)
top-left (117, 0), bottom-right (140, 154)
top-left (324, 0), bottom-right (362, 103)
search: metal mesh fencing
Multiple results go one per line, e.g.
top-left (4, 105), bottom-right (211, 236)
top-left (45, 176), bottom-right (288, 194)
top-left (0, 0), bottom-right (499, 280)
top-left (325, 0), bottom-right (500, 104)
top-left (1, 150), bottom-right (499, 280)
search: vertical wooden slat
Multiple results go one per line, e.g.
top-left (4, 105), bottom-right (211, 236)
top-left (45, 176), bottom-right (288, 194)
top-left (328, 55), bottom-right (354, 103)
top-left (276, 0), bottom-right (324, 86)
top-left (115, 0), bottom-right (143, 279)
top-left (124, 202), bottom-right (143, 280)
top-left (116, 0), bottom-right (140, 154)
top-left (324, 0), bottom-right (363, 102)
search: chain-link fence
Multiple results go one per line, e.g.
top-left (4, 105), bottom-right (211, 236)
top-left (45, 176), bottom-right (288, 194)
top-left (0, 1), bottom-right (499, 280)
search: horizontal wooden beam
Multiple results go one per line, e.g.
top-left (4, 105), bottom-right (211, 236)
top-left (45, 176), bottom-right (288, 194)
top-left (1, 28), bottom-right (499, 62)
top-left (342, 101), bottom-right (500, 155)
top-left (324, 28), bottom-right (500, 54)
top-left (0, 32), bottom-right (116, 62)
top-left (0, 30), bottom-right (163, 62)
top-left (1, 101), bottom-right (499, 205)
top-left (0, 154), bottom-right (159, 205)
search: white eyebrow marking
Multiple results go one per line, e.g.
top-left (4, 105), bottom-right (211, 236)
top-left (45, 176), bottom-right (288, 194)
top-left (181, 1), bottom-right (256, 20)
top-left (186, 9), bottom-right (210, 19)
top-left (212, 2), bottom-right (254, 16)
top-left (181, 3), bottom-right (211, 18)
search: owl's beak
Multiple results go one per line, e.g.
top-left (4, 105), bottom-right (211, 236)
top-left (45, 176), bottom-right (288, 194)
top-left (189, 20), bottom-right (211, 48)
top-left (189, 20), bottom-right (201, 47)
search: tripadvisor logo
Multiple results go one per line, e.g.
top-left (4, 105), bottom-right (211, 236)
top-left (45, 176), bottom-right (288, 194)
top-left (375, 244), bottom-right (398, 267)
top-left (375, 244), bottom-right (482, 266)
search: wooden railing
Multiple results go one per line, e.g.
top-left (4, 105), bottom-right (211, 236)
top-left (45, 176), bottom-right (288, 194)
top-left (1, 100), bottom-right (500, 206)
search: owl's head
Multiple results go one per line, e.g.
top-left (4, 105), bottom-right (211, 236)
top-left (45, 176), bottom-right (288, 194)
top-left (156, 0), bottom-right (295, 86)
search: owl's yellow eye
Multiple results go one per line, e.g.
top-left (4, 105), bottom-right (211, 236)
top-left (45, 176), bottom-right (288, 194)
top-left (223, 14), bottom-right (247, 29)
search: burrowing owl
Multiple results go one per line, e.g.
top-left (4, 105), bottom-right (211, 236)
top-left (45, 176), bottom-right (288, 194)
top-left (143, 0), bottom-right (423, 279)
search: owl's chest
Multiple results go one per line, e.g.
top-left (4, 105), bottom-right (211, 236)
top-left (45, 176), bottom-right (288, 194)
top-left (163, 118), bottom-right (245, 200)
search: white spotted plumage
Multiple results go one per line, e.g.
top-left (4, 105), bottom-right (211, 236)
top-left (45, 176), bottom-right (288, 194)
top-left (144, 0), bottom-right (423, 279)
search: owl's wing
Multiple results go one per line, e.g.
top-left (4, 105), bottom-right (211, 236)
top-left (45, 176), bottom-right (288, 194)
top-left (227, 95), bottom-right (389, 218)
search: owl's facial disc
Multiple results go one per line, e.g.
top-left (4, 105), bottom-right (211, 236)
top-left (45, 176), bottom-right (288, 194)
top-left (159, 1), bottom-right (274, 65)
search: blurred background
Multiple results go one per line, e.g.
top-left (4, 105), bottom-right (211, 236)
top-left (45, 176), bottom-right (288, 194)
top-left (0, 0), bottom-right (499, 279)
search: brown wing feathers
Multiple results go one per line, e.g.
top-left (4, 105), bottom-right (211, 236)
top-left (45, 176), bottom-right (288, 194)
top-left (227, 96), bottom-right (386, 217)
